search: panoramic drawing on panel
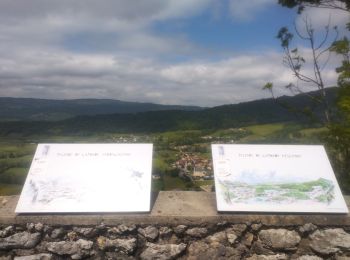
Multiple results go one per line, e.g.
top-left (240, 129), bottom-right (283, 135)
top-left (25, 167), bottom-right (146, 206)
top-left (16, 143), bottom-right (153, 213)
top-left (218, 175), bottom-right (335, 205)
top-left (212, 144), bottom-right (348, 213)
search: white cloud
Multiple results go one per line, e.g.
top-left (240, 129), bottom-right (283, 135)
top-left (229, 0), bottom-right (275, 21)
top-left (296, 7), bottom-right (349, 34)
top-left (0, 0), bottom-right (342, 106)
top-left (0, 0), bottom-right (211, 26)
top-left (0, 0), bottom-right (213, 59)
top-left (0, 48), bottom-right (338, 106)
top-left (115, 32), bottom-right (197, 56)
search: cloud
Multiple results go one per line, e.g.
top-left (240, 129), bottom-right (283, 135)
top-left (0, 48), bottom-right (338, 106)
top-left (229, 0), bottom-right (275, 21)
top-left (0, 0), bottom-right (341, 106)
top-left (296, 7), bottom-right (349, 34)
top-left (0, 0), bottom-right (211, 26)
top-left (0, 0), bottom-right (213, 58)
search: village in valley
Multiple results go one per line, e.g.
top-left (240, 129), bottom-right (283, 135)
top-left (171, 145), bottom-right (214, 191)
top-left (0, 122), bottom-right (327, 195)
top-left (150, 142), bottom-right (216, 192)
top-left (152, 128), bottom-right (252, 192)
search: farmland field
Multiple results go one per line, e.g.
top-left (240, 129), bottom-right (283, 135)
top-left (0, 122), bottom-right (329, 195)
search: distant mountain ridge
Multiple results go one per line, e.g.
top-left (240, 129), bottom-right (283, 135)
top-left (0, 97), bottom-right (203, 121)
top-left (0, 87), bottom-right (338, 136)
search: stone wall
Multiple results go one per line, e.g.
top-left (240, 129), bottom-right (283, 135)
top-left (1, 192), bottom-right (350, 259)
top-left (1, 222), bottom-right (350, 259)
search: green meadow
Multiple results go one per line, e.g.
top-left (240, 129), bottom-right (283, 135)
top-left (0, 122), bottom-right (329, 195)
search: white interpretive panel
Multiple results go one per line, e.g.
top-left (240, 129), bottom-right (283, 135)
top-left (16, 143), bottom-right (153, 213)
top-left (212, 144), bottom-right (348, 213)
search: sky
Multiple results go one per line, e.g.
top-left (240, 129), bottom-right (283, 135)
top-left (0, 0), bottom-right (348, 107)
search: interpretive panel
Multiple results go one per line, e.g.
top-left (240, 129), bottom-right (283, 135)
top-left (212, 144), bottom-right (348, 213)
top-left (16, 143), bottom-right (153, 213)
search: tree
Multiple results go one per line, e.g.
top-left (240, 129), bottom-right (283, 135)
top-left (274, 0), bottom-right (350, 191)
top-left (279, 0), bottom-right (350, 13)
top-left (325, 37), bottom-right (350, 190)
top-left (264, 18), bottom-right (338, 124)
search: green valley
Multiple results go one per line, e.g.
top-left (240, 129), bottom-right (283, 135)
top-left (0, 88), bottom-right (344, 195)
top-left (0, 121), bottom-right (329, 196)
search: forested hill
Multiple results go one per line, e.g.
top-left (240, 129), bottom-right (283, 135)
top-left (0, 97), bottom-right (203, 121)
top-left (0, 87), bottom-right (338, 136)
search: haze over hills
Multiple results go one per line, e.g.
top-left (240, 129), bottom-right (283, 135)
top-left (0, 87), bottom-right (337, 136)
top-left (0, 97), bottom-right (203, 121)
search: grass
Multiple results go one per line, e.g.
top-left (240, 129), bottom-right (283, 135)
top-left (194, 180), bottom-right (214, 186)
top-left (211, 128), bottom-right (250, 138)
top-left (156, 149), bottom-right (178, 163)
top-left (152, 179), bottom-right (164, 191)
top-left (153, 157), bottom-right (169, 173)
top-left (240, 123), bottom-right (287, 142)
top-left (245, 123), bottom-right (286, 136)
top-left (0, 184), bottom-right (22, 196)
top-left (157, 130), bottom-right (204, 145)
top-left (0, 143), bottom-right (34, 195)
top-left (163, 174), bottom-right (191, 190)
top-left (0, 167), bottom-right (28, 184)
top-left (0, 155), bottom-right (33, 173)
top-left (299, 127), bottom-right (327, 136)
top-left (0, 143), bottom-right (36, 158)
top-left (0, 122), bottom-right (330, 195)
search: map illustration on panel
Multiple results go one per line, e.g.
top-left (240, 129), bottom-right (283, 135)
top-left (16, 143), bottom-right (153, 213)
top-left (212, 144), bottom-right (348, 213)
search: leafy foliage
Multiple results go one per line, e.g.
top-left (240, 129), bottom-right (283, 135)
top-left (277, 0), bottom-right (350, 191)
top-left (279, 0), bottom-right (350, 13)
top-left (325, 37), bottom-right (350, 191)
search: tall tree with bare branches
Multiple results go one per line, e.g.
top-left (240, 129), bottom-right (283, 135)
top-left (271, 0), bottom-right (350, 191)
top-left (264, 18), bottom-right (338, 124)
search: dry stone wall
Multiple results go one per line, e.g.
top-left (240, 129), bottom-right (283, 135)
top-left (1, 193), bottom-right (349, 259)
top-left (1, 222), bottom-right (350, 259)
